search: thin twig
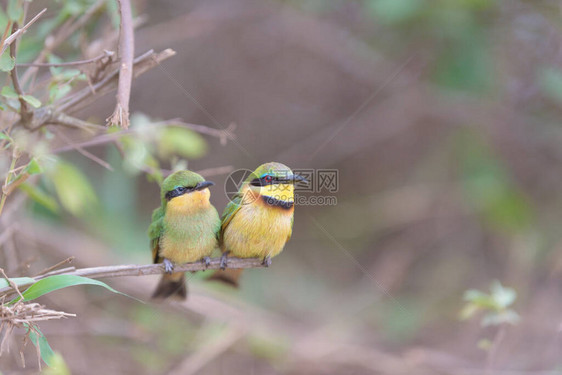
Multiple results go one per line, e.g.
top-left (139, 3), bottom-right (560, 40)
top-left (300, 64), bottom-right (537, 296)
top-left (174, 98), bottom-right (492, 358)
top-left (52, 118), bottom-right (235, 153)
top-left (195, 165), bottom-right (234, 178)
top-left (34, 257), bottom-right (75, 277)
top-left (9, 23), bottom-right (32, 126)
top-left (55, 130), bottom-right (113, 170)
top-left (0, 269), bottom-right (23, 301)
top-left (0, 257), bottom-right (266, 295)
top-left (107, 0), bottom-right (135, 129)
top-left (157, 119), bottom-right (236, 145)
top-left (58, 49), bottom-right (175, 113)
top-left (16, 50), bottom-right (114, 67)
top-left (0, 8), bottom-right (46, 54)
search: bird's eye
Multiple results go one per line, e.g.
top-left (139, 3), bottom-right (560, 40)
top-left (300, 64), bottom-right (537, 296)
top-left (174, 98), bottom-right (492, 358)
top-left (264, 175), bottom-right (273, 183)
top-left (177, 187), bottom-right (186, 193)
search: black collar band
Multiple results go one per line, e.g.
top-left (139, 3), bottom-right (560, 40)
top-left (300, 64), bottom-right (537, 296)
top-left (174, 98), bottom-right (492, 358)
top-left (261, 195), bottom-right (294, 209)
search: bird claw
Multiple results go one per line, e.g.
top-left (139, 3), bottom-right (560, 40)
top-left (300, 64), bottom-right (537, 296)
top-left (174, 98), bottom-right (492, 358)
top-left (163, 258), bottom-right (174, 274)
top-left (202, 256), bottom-right (211, 268)
top-left (262, 256), bottom-right (272, 267)
top-left (220, 252), bottom-right (229, 270)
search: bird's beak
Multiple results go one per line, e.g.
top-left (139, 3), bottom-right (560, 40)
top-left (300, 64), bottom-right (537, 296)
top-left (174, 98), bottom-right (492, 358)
top-left (278, 174), bottom-right (308, 184)
top-left (195, 181), bottom-right (215, 191)
top-left (292, 174), bottom-right (308, 183)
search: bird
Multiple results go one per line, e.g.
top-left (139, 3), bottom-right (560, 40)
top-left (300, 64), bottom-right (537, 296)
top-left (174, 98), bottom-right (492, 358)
top-left (209, 162), bottom-right (307, 287)
top-left (149, 170), bottom-right (220, 299)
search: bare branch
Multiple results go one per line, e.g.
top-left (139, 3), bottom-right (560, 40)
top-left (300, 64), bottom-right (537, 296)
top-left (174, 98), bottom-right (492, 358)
top-left (35, 257), bottom-right (75, 277)
top-left (20, 0), bottom-right (106, 85)
top-left (52, 117), bottom-right (235, 154)
top-left (0, 8), bottom-right (46, 54)
top-left (195, 165), bottom-right (234, 178)
top-left (157, 119), bottom-right (237, 145)
top-left (58, 49), bottom-right (175, 113)
top-left (0, 257), bottom-right (266, 295)
top-left (16, 50), bottom-right (114, 67)
top-left (107, 0), bottom-right (135, 129)
top-left (9, 23), bottom-right (32, 126)
top-left (55, 130), bottom-right (114, 170)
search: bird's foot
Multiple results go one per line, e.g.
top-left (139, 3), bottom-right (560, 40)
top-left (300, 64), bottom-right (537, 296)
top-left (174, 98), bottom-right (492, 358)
top-left (262, 255), bottom-right (272, 267)
top-left (163, 258), bottom-right (174, 274)
top-left (202, 256), bottom-right (211, 268)
top-left (220, 252), bottom-right (230, 270)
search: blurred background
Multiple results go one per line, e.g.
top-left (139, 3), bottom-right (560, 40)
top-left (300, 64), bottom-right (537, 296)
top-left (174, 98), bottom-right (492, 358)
top-left (2, 0), bottom-right (562, 373)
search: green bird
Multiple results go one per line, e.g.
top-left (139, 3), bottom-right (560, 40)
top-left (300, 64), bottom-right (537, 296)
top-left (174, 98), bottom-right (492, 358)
top-left (149, 170), bottom-right (220, 299)
top-left (209, 162), bottom-right (307, 286)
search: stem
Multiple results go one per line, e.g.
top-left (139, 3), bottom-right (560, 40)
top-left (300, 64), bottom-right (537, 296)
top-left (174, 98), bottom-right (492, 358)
top-left (0, 152), bottom-right (18, 217)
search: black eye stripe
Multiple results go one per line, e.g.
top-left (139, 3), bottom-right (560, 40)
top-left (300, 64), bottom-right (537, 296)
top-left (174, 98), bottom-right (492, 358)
top-left (250, 176), bottom-right (282, 186)
top-left (165, 186), bottom-right (196, 200)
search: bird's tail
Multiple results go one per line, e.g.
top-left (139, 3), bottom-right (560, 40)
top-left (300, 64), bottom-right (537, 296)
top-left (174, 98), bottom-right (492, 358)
top-left (151, 272), bottom-right (187, 300)
top-left (207, 269), bottom-right (243, 287)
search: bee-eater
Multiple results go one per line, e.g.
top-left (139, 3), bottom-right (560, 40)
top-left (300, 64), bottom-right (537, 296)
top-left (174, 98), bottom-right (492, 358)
top-left (209, 162), bottom-right (307, 286)
top-left (149, 170), bottom-right (220, 299)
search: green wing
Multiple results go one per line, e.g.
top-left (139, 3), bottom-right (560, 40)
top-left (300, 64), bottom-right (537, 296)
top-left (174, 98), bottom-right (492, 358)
top-left (219, 195), bottom-right (243, 244)
top-left (148, 207), bottom-right (164, 263)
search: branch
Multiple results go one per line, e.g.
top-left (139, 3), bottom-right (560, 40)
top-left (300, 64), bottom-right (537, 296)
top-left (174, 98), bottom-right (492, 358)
top-left (16, 50), bottom-right (114, 67)
top-left (58, 49), bottom-right (175, 113)
top-left (157, 119), bottom-right (237, 146)
top-left (0, 257), bottom-right (266, 295)
top-left (107, 0), bottom-right (135, 129)
top-left (9, 23), bottom-right (32, 126)
top-left (13, 49), bottom-right (175, 132)
top-left (52, 117), bottom-right (235, 153)
top-left (0, 8), bottom-right (46, 54)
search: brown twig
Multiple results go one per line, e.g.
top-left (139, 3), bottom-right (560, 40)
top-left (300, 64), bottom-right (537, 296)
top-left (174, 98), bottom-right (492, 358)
top-left (34, 257), bottom-right (75, 277)
top-left (55, 130), bottom-right (114, 170)
top-left (195, 165), bottom-right (234, 178)
top-left (52, 117), bottom-right (235, 154)
top-left (9, 23), bottom-right (32, 127)
top-left (0, 8), bottom-right (46, 54)
top-left (16, 50), bottom-right (114, 67)
top-left (58, 49), bottom-right (175, 113)
top-left (0, 257), bottom-right (266, 295)
top-left (107, 0), bottom-right (135, 129)
top-left (157, 119), bottom-right (236, 145)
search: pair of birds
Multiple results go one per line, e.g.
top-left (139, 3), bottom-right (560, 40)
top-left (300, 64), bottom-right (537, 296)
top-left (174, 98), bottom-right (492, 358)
top-left (148, 162), bottom-right (306, 299)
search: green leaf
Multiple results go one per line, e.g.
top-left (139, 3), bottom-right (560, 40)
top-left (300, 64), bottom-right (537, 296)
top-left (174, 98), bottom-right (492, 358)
top-left (158, 127), bottom-right (208, 159)
top-left (47, 160), bottom-right (98, 217)
top-left (7, 0), bottom-right (23, 21)
top-left (11, 275), bottom-right (135, 303)
top-left (48, 84), bottom-right (72, 103)
top-left (25, 158), bottom-right (42, 175)
top-left (1, 86), bottom-right (18, 99)
top-left (28, 327), bottom-right (56, 367)
top-left (0, 132), bottom-right (10, 140)
top-left (18, 182), bottom-right (60, 213)
top-left (0, 51), bottom-right (15, 72)
top-left (0, 276), bottom-right (36, 289)
top-left (21, 94), bottom-right (42, 108)
top-left (41, 352), bottom-right (71, 374)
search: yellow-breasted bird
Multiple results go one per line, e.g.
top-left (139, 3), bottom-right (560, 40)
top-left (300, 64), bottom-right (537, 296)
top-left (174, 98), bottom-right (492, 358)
top-left (149, 170), bottom-right (220, 299)
top-left (209, 162), bottom-right (307, 286)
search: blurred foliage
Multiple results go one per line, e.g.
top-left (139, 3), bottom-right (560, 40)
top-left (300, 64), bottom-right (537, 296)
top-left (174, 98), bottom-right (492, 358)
top-left (455, 130), bottom-right (533, 233)
top-left (41, 353), bottom-right (71, 375)
top-left (461, 281), bottom-right (520, 327)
